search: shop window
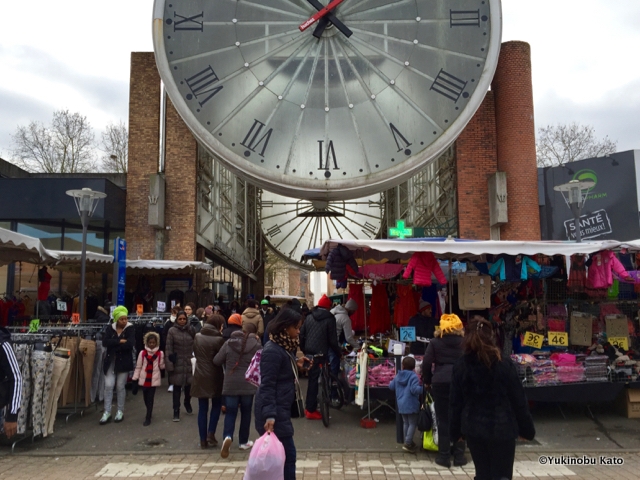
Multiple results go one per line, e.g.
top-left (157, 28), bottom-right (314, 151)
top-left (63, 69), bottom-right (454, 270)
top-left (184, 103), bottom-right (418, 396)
top-left (109, 232), bottom-right (125, 255)
top-left (17, 223), bottom-right (62, 250)
top-left (64, 228), bottom-right (104, 253)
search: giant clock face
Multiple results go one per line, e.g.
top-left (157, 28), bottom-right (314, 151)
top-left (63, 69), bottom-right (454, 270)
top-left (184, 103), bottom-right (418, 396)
top-left (153, 0), bottom-right (501, 200)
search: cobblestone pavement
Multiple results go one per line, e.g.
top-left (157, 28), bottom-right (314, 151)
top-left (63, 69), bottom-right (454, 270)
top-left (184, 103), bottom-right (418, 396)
top-left (1, 451), bottom-right (640, 479)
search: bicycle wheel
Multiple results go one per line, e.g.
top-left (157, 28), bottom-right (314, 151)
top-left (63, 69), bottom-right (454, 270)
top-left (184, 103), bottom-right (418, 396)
top-left (330, 376), bottom-right (345, 410)
top-left (319, 372), bottom-right (331, 427)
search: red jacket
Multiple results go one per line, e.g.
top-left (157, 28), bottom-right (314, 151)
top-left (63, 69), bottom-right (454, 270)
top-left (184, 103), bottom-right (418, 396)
top-left (402, 252), bottom-right (448, 287)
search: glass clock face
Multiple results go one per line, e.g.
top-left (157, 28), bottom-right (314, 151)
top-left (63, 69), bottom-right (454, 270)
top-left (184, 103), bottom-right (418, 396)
top-left (260, 190), bottom-right (382, 266)
top-left (153, 0), bottom-right (501, 200)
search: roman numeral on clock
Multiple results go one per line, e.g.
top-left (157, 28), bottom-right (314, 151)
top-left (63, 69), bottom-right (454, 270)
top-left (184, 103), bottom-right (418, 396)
top-left (389, 124), bottom-right (412, 155)
top-left (362, 221), bottom-right (377, 239)
top-left (184, 66), bottom-right (223, 107)
top-left (450, 10), bottom-right (480, 27)
top-left (430, 69), bottom-right (469, 103)
top-left (173, 12), bottom-right (204, 31)
top-left (318, 140), bottom-right (339, 170)
top-left (266, 225), bottom-right (281, 238)
top-left (241, 120), bottom-right (273, 157)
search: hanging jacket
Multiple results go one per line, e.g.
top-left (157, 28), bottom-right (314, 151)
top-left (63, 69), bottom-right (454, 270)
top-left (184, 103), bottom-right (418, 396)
top-left (102, 322), bottom-right (136, 374)
top-left (389, 369), bottom-right (422, 415)
top-left (488, 255), bottom-right (541, 282)
top-left (165, 322), bottom-right (195, 387)
top-left (402, 252), bottom-right (447, 287)
top-left (586, 251), bottom-right (631, 289)
top-left (325, 244), bottom-right (359, 281)
top-left (214, 330), bottom-right (261, 396)
top-left (191, 323), bottom-right (225, 398)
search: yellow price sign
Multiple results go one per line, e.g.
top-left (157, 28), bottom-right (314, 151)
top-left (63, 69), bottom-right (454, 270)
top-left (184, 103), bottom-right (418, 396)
top-left (609, 336), bottom-right (629, 350)
top-left (522, 331), bottom-right (544, 349)
top-left (548, 332), bottom-right (568, 347)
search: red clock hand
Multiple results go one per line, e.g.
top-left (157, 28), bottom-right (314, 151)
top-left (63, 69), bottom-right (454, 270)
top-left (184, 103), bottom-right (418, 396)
top-left (299, 0), bottom-right (345, 32)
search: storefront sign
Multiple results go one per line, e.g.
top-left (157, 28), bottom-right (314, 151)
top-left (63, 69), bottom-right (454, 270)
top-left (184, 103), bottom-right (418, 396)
top-left (399, 327), bottom-right (416, 342)
top-left (548, 332), bottom-right (568, 347)
top-left (564, 209), bottom-right (612, 241)
top-left (522, 331), bottom-right (544, 349)
top-left (112, 238), bottom-right (127, 306)
top-left (609, 336), bottom-right (629, 350)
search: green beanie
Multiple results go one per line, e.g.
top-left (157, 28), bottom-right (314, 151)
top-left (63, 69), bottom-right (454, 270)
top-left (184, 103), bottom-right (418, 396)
top-left (112, 306), bottom-right (128, 323)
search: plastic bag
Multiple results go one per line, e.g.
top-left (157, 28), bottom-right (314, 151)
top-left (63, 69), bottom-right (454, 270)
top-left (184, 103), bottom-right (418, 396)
top-left (423, 429), bottom-right (438, 451)
top-left (244, 432), bottom-right (285, 480)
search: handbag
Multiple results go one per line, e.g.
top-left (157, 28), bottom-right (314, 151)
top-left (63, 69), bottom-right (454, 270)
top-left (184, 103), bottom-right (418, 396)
top-left (289, 354), bottom-right (305, 418)
top-left (245, 349), bottom-right (262, 387)
top-left (417, 392), bottom-right (434, 432)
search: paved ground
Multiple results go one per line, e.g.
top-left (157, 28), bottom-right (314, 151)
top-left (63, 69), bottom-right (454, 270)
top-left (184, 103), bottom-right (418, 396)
top-left (2, 378), bottom-right (640, 478)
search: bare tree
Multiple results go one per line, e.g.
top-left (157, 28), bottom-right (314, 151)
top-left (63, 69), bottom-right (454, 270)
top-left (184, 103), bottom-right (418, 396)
top-left (100, 121), bottom-right (128, 173)
top-left (536, 122), bottom-right (617, 167)
top-left (11, 109), bottom-right (98, 173)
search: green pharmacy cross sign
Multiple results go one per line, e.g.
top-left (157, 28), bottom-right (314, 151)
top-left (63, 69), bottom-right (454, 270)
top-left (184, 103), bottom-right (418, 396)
top-left (389, 220), bottom-right (413, 239)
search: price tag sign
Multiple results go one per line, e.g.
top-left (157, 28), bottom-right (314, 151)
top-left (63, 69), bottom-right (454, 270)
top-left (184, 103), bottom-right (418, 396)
top-left (157, 301), bottom-right (166, 313)
top-left (522, 331), bottom-right (544, 349)
top-left (56, 299), bottom-right (67, 311)
top-left (548, 332), bottom-right (569, 347)
top-left (171, 300), bottom-right (176, 308)
top-left (609, 336), bottom-right (629, 350)
top-left (399, 326), bottom-right (416, 342)
top-left (71, 313), bottom-right (80, 324)
top-left (136, 304), bottom-right (144, 316)
top-left (29, 319), bottom-right (40, 333)
top-left (110, 306), bottom-right (116, 320)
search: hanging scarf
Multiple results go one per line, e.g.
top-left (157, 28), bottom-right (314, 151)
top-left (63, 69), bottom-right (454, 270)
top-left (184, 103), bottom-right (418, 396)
top-left (142, 348), bottom-right (159, 387)
top-left (269, 331), bottom-right (299, 354)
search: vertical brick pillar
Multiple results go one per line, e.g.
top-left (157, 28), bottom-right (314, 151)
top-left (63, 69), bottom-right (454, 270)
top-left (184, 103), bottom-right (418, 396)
top-left (456, 93), bottom-right (498, 239)
top-left (492, 41), bottom-right (540, 240)
top-left (126, 53), bottom-right (161, 260)
top-left (163, 100), bottom-right (197, 261)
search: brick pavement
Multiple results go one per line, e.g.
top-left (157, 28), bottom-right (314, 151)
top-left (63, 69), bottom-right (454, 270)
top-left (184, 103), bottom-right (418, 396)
top-left (1, 451), bottom-right (640, 479)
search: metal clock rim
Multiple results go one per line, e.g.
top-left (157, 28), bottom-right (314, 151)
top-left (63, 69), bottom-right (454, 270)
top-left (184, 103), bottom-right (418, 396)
top-left (152, 0), bottom-right (503, 201)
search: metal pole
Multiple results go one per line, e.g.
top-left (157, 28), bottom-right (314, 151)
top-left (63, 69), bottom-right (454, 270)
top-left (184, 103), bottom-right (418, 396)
top-left (79, 209), bottom-right (88, 321)
top-left (570, 203), bottom-right (582, 244)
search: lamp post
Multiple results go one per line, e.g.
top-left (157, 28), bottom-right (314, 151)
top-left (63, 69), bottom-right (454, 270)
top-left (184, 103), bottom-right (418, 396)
top-left (553, 179), bottom-right (595, 243)
top-left (66, 188), bottom-right (107, 321)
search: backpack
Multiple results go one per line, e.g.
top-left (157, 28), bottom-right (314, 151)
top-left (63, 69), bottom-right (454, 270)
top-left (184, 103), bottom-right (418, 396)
top-left (245, 349), bottom-right (262, 387)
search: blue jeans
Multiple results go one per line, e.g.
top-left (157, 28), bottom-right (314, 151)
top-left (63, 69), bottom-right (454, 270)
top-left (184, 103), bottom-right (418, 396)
top-left (280, 435), bottom-right (297, 480)
top-left (223, 395), bottom-right (254, 445)
top-left (402, 413), bottom-right (418, 445)
top-left (197, 397), bottom-right (222, 442)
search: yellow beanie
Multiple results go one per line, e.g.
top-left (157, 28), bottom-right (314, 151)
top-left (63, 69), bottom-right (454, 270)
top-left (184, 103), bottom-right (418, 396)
top-left (438, 314), bottom-right (464, 335)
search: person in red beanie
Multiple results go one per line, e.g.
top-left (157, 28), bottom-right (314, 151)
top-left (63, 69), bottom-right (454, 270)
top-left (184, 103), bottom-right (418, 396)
top-left (299, 294), bottom-right (341, 420)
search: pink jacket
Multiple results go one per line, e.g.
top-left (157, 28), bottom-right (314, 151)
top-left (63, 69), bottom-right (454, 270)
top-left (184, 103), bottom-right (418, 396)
top-left (586, 251), bottom-right (630, 289)
top-left (132, 347), bottom-right (165, 387)
top-left (402, 252), bottom-right (448, 287)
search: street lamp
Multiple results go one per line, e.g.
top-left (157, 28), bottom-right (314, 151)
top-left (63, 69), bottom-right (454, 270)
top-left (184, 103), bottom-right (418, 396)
top-left (66, 188), bottom-right (107, 320)
top-left (553, 179), bottom-right (595, 243)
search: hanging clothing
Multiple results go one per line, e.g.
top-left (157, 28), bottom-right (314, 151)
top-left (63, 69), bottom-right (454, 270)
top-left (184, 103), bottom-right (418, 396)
top-left (325, 244), bottom-right (359, 281)
top-left (369, 284), bottom-right (390, 335)
top-left (346, 283), bottom-right (365, 331)
top-left (488, 255), bottom-right (541, 282)
top-left (394, 285), bottom-right (419, 327)
top-left (37, 269), bottom-right (52, 301)
top-left (586, 251), bottom-right (631, 289)
top-left (402, 252), bottom-right (447, 287)
top-left (568, 255), bottom-right (587, 291)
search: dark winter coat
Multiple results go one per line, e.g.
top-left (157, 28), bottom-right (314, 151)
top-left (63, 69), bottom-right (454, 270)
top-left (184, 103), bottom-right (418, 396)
top-left (422, 334), bottom-right (464, 385)
top-left (165, 322), bottom-right (195, 387)
top-left (389, 370), bottom-right (422, 415)
top-left (214, 330), bottom-right (261, 396)
top-left (449, 353), bottom-right (536, 442)
top-left (325, 244), bottom-right (359, 280)
top-left (300, 307), bottom-right (341, 357)
top-left (189, 315), bottom-right (202, 334)
top-left (102, 322), bottom-right (136, 374)
top-left (222, 323), bottom-right (242, 340)
top-left (407, 314), bottom-right (438, 355)
top-left (260, 307), bottom-right (276, 336)
top-left (254, 340), bottom-right (296, 438)
top-left (191, 323), bottom-right (225, 398)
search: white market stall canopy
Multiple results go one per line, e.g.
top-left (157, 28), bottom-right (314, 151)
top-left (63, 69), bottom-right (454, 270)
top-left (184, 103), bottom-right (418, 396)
top-left (317, 238), bottom-right (640, 262)
top-left (0, 227), bottom-right (56, 266)
top-left (48, 250), bottom-right (114, 273)
top-left (126, 260), bottom-right (212, 275)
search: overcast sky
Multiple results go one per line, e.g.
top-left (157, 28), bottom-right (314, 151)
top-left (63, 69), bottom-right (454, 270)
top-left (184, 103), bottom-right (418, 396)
top-left (1, 0), bottom-right (639, 161)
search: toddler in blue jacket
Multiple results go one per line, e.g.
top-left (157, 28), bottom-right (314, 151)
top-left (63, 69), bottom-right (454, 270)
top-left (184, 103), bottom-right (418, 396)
top-left (389, 356), bottom-right (423, 452)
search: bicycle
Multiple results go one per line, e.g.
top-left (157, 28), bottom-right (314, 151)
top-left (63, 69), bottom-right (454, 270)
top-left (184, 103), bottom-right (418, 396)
top-left (310, 354), bottom-right (345, 427)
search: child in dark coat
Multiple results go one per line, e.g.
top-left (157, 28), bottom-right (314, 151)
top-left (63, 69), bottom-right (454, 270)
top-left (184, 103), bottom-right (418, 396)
top-left (390, 356), bottom-right (423, 452)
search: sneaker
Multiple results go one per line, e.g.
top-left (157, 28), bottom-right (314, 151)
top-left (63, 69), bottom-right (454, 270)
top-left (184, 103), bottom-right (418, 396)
top-left (402, 443), bottom-right (416, 453)
top-left (114, 410), bottom-right (124, 423)
top-left (221, 436), bottom-right (232, 459)
top-left (206, 433), bottom-right (218, 446)
top-left (168, 385), bottom-right (174, 392)
top-left (99, 412), bottom-right (111, 425)
top-left (185, 404), bottom-right (193, 415)
top-left (173, 410), bottom-right (180, 422)
top-left (304, 409), bottom-right (322, 420)
top-left (239, 441), bottom-right (254, 450)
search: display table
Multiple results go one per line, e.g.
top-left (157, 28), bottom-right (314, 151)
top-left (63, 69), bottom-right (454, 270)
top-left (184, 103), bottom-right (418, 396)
top-left (523, 382), bottom-right (624, 403)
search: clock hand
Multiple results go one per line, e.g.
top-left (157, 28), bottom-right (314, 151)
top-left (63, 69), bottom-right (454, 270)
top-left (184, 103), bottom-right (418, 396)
top-left (299, 0), bottom-right (345, 32)
top-left (307, 0), bottom-right (353, 38)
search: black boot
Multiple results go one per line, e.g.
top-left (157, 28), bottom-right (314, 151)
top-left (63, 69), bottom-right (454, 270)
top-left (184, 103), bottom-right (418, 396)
top-left (173, 409), bottom-right (180, 422)
top-left (452, 440), bottom-right (468, 467)
top-left (143, 416), bottom-right (151, 427)
top-left (435, 454), bottom-right (451, 468)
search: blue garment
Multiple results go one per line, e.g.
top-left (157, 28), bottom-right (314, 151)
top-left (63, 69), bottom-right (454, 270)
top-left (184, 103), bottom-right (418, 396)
top-left (488, 255), bottom-right (541, 282)
top-left (389, 370), bottom-right (422, 415)
top-left (223, 394), bottom-right (254, 444)
top-left (198, 397), bottom-right (222, 441)
top-left (280, 435), bottom-right (297, 480)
